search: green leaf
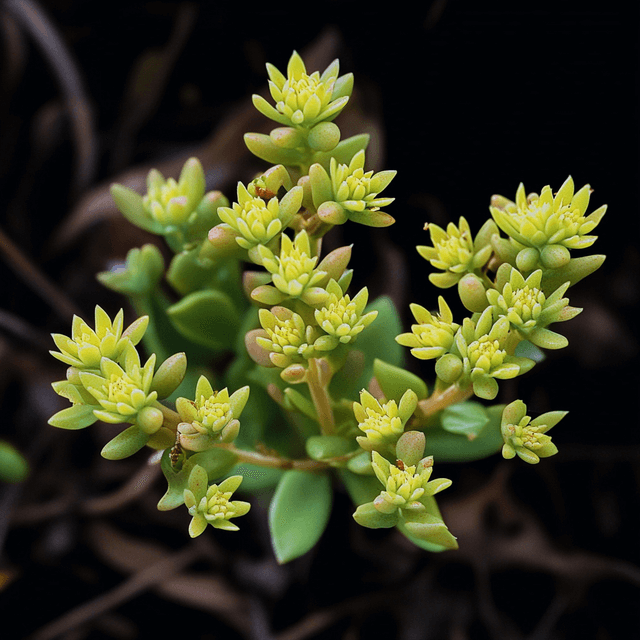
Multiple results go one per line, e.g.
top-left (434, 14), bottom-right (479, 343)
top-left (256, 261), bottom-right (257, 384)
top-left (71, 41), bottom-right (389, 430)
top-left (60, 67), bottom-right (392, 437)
top-left (167, 289), bottom-right (240, 351)
top-left (353, 501), bottom-right (399, 529)
top-left (110, 184), bottom-right (163, 234)
top-left (514, 339), bottom-right (546, 363)
top-left (400, 512), bottom-right (458, 550)
top-left (424, 405), bottom-right (505, 462)
top-left (306, 435), bottom-right (355, 461)
top-left (97, 244), bottom-right (164, 297)
top-left (0, 440), bottom-right (29, 483)
top-left (396, 495), bottom-right (454, 552)
top-left (101, 425), bottom-right (150, 460)
top-left (441, 401), bottom-right (489, 439)
top-left (232, 462), bottom-right (283, 493)
top-left (269, 470), bottom-right (332, 563)
top-left (48, 403), bottom-right (98, 430)
top-left (244, 133), bottom-right (305, 166)
top-left (338, 468), bottom-right (380, 504)
top-left (373, 358), bottom-right (428, 403)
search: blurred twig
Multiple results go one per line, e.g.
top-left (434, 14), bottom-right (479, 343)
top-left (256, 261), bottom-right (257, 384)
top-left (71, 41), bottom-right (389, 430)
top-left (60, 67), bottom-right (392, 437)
top-left (4, 0), bottom-right (98, 195)
top-left (0, 224), bottom-right (81, 320)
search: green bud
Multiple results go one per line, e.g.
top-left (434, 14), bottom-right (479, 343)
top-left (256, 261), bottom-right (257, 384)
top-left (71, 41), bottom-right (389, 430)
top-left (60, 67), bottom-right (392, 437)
top-left (270, 127), bottom-right (305, 149)
top-left (396, 431), bottom-right (426, 467)
top-left (457, 273), bottom-right (489, 313)
top-left (150, 352), bottom-right (187, 399)
top-left (307, 122), bottom-right (341, 152)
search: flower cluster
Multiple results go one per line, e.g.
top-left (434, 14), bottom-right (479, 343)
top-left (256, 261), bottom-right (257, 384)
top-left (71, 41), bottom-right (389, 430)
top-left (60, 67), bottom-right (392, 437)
top-left (417, 217), bottom-right (494, 288)
top-left (395, 297), bottom-right (459, 360)
top-left (143, 158), bottom-right (206, 227)
top-left (501, 400), bottom-right (565, 464)
top-left (258, 230), bottom-right (329, 305)
top-left (253, 51), bottom-right (352, 129)
top-left (311, 150), bottom-right (396, 227)
top-left (314, 280), bottom-right (377, 348)
top-left (255, 306), bottom-right (321, 369)
top-left (214, 182), bottom-right (303, 260)
top-left (176, 376), bottom-right (249, 452)
top-left (488, 266), bottom-right (581, 349)
top-left (50, 306), bottom-right (147, 370)
top-left (490, 176), bottom-right (607, 271)
top-left (353, 388), bottom-right (417, 454)
top-left (370, 452), bottom-right (451, 515)
top-left (49, 307), bottom-right (185, 458)
top-left (184, 465), bottom-right (250, 536)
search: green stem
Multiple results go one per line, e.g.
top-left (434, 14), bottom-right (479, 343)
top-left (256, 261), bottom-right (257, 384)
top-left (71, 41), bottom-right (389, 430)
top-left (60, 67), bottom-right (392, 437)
top-left (413, 383), bottom-right (473, 425)
top-left (216, 443), bottom-right (331, 472)
top-left (307, 358), bottom-right (335, 435)
top-left (157, 403), bottom-right (337, 471)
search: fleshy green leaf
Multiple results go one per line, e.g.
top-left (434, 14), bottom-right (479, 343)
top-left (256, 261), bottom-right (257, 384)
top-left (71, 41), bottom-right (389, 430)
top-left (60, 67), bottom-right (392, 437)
top-left (269, 470), bottom-right (332, 563)
top-left (373, 358), bottom-right (428, 403)
top-left (306, 435), bottom-right (355, 461)
top-left (232, 462), bottom-right (283, 493)
top-left (48, 403), bottom-right (98, 430)
top-left (424, 405), bottom-right (505, 462)
top-left (514, 339), bottom-right (546, 363)
top-left (353, 501), bottom-right (399, 529)
top-left (396, 495), bottom-right (453, 552)
top-left (101, 425), bottom-right (150, 460)
top-left (167, 289), bottom-right (240, 351)
top-left (441, 401), bottom-right (489, 439)
top-left (0, 441), bottom-right (29, 483)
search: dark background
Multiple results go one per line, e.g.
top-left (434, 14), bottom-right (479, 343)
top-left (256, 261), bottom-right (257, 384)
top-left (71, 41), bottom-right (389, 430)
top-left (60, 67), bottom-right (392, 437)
top-left (1, 2), bottom-right (638, 639)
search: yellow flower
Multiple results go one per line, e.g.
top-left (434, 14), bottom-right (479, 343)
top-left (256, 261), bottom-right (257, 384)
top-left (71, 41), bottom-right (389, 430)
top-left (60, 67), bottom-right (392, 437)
top-left (50, 306), bottom-right (148, 370)
top-left (256, 306), bottom-right (319, 368)
top-left (252, 51), bottom-right (352, 128)
top-left (143, 158), bottom-right (205, 226)
top-left (501, 400), bottom-right (565, 464)
top-left (417, 217), bottom-right (493, 288)
top-left (370, 451), bottom-right (451, 514)
top-left (396, 296), bottom-right (459, 360)
top-left (216, 182), bottom-right (302, 253)
top-left (314, 280), bottom-right (377, 348)
top-left (176, 377), bottom-right (249, 452)
top-left (184, 466), bottom-right (250, 535)
top-left (78, 343), bottom-right (158, 426)
top-left (353, 388), bottom-right (417, 454)
top-left (490, 176), bottom-right (606, 270)
top-left (258, 230), bottom-right (329, 304)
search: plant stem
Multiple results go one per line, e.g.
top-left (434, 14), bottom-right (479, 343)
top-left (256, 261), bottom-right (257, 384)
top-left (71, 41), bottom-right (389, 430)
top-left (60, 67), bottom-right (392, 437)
top-left (413, 383), bottom-right (473, 424)
top-left (307, 358), bottom-right (335, 435)
top-left (216, 444), bottom-right (332, 472)
top-left (158, 402), bottom-right (340, 471)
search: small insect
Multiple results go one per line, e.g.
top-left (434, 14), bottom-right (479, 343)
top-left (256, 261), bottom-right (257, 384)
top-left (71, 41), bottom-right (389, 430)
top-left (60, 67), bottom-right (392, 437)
top-left (254, 186), bottom-right (276, 199)
top-left (170, 439), bottom-right (183, 467)
top-left (396, 459), bottom-right (405, 471)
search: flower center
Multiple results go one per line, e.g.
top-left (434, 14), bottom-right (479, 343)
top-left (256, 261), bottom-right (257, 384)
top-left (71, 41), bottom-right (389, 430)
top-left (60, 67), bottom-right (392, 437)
top-left (197, 395), bottom-right (231, 429)
top-left (107, 374), bottom-right (138, 403)
top-left (241, 197), bottom-right (278, 228)
top-left (468, 336), bottom-right (505, 370)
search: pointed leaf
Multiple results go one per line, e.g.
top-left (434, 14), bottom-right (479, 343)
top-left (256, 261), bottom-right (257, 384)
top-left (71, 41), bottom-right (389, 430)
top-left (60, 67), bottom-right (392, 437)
top-left (101, 425), bottom-right (150, 460)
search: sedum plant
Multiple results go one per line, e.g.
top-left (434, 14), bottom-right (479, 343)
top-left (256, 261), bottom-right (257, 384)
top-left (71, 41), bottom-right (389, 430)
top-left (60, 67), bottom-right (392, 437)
top-left (48, 51), bottom-right (606, 563)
